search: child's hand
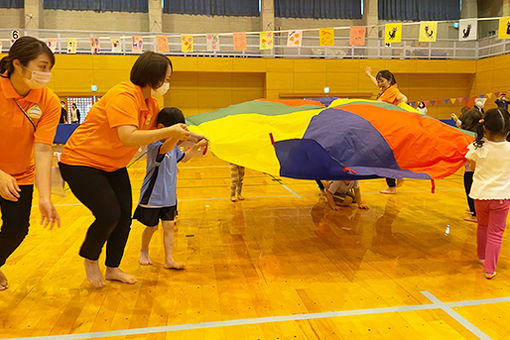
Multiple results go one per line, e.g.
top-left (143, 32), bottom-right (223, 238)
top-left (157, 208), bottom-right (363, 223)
top-left (193, 139), bottom-right (208, 151)
top-left (450, 113), bottom-right (458, 121)
top-left (357, 202), bottom-right (369, 210)
top-left (365, 66), bottom-right (372, 75)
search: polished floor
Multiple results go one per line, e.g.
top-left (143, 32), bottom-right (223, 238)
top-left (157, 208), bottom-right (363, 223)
top-left (1, 152), bottom-right (509, 339)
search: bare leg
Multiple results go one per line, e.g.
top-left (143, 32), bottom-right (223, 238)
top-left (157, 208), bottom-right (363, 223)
top-left (140, 225), bottom-right (158, 265)
top-left (162, 220), bottom-right (184, 270)
top-left (0, 268), bottom-right (8, 291)
top-left (84, 259), bottom-right (105, 288)
top-left (105, 267), bottom-right (137, 284)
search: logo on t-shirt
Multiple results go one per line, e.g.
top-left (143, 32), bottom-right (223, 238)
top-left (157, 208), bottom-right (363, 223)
top-left (27, 104), bottom-right (42, 119)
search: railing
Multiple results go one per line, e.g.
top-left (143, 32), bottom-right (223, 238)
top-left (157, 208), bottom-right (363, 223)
top-left (0, 28), bottom-right (508, 60)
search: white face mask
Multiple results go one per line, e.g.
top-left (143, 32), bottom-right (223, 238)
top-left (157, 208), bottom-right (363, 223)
top-left (24, 69), bottom-right (52, 89)
top-left (151, 82), bottom-right (170, 97)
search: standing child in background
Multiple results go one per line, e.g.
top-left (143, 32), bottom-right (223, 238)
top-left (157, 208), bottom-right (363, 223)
top-left (323, 180), bottom-right (369, 210)
top-left (457, 109), bottom-right (483, 222)
top-left (415, 101), bottom-right (428, 115)
top-left (134, 107), bottom-right (207, 269)
top-left (365, 67), bottom-right (407, 193)
top-left (230, 164), bottom-right (245, 202)
top-left (465, 108), bottom-right (510, 279)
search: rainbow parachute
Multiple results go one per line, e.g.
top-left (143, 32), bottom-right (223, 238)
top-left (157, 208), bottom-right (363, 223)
top-left (186, 98), bottom-right (473, 180)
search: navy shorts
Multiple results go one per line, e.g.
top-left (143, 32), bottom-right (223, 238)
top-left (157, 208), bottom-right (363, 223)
top-left (133, 205), bottom-right (177, 227)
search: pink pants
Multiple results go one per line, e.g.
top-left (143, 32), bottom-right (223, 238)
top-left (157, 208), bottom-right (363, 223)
top-left (474, 199), bottom-right (510, 274)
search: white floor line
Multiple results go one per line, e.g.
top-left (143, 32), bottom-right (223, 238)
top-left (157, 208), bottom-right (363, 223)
top-left (421, 291), bottom-right (491, 340)
top-left (7, 292), bottom-right (510, 340)
top-left (279, 183), bottom-right (301, 198)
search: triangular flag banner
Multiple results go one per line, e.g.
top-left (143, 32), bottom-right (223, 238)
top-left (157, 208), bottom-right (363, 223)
top-left (424, 100), bottom-right (429, 106)
top-left (450, 98), bottom-right (456, 104)
top-left (410, 101), bottom-right (416, 107)
top-left (349, 26), bottom-right (366, 46)
top-left (287, 30), bottom-right (302, 47)
top-left (233, 32), bottom-right (247, 51)
top-left (132, 36), bottom-right (143, 53)
top-left (206, 34), bottom-right (220, 51)
top-left (480, 94), bottom-right (485, 98)
top-left (181, 35), bottom-right (193, 53)
top-left (499, 17), bottom-right (510, 39)
top-left (419, 21), bottom-right (438, 42)
top-left (385, 23), bottom-right (402, 44)
top-left (495, 91), bottom-right (501, 97)
top-left (66, 38), bottom-right (77, 54)
top-left (46, 38), bottom-right (57, 53)
top-left (89, 37), bottom-right (100, 54)
top-left (320, 27), bottom-right (335, 46)
top-left (458, 97), bottom-right (464, 103)
top-left (444, 99), bottom-right (449, 104)
top-left (111, 37), bottom-right (121, 53)
top-left (459, 19), bottom-right (477, 41)
top-left (260, 31), bottom-right (273, 50)
top-left (156, 36), bottom-right (169, 53)
top-left (487, 93), bottom-right (492, 98)
top-left (430, 100), bottom-right (436, 106)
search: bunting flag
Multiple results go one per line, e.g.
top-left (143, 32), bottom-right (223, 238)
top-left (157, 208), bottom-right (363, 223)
top-left (385, 23), bottom-right (402, 44)
top-left (444, 99), bottom-right (449, 104)
top-left (430, 100), bottom-right (436, 106)
top-left (480, 94), bottom-right (485, 98)
top-left (450, 98), bottom-right (456, 104)
top-left (46, 39), bottom-right (57, 53)
top-left (156, 36), bottom-right (169, 53)
top-left (132, 36), bottom-right (143, 53)
top-left (459, 19), bottom-right (477, 41)
top-left (457, 97), bottom-right (464, 103)
top-left (260, 31), bottom-right (273, 50)
top-left (320, 27), bottom-right (334, 46)
top-left (349, 26), bottom-right (366, 46)
top-left (495, 91), bottom-right (501, 97)
top-left (410, 101), bottom-right (416, 107)
top-left (0, 41), bottom-right (3, 53)
top-left (111, 37), bottom-right (121, 53)
top-left (66, 38), bottom-right (77, 54)
top-left (498, 16), bottom-right (510, 39)
top-left (89, 37), bottom-right (100, 54)
top-left (419, 21), bottom-right (438, 42)
top-left (287, 30), bottom-right (302, 47)
top-left (486, 93), bottom-right (493, 98)
top-left (206, 34), bottom-right (220, 51)
top-left (233, 32), bottom-right (247, 51)
top-left (181, 35), bottom-right (193, 52)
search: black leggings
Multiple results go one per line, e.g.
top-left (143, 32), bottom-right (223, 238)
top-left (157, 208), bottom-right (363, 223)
top-left (386, 178), bottom-right (396, 188)
top-left (464, 171), bottom-right (476, 216)
top-left (0, 185), bottom-right (33, 267)
top-left (59, 163), bottom-right (132, 267)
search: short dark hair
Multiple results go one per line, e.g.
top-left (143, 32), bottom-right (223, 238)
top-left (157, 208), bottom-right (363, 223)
top-left (0, 36), bottom-right (55, 78)
top-left (130, 51), bottom-right (172, 89)
top-left (157, 107), bottom-right (185, 127)
top-left (376, 70), bottom-right (397, 85)
top-left (459, 108), bottom-right (482, 132)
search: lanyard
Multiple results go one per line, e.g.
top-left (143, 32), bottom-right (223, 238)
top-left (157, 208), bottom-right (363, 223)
top-left (13, 98), bottom-right (36, 131)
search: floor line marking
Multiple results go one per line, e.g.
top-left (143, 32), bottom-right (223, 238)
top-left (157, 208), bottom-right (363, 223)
top-left (421, 291), bottom-right (491, 340)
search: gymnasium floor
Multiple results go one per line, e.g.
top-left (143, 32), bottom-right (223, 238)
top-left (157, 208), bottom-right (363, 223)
top-left (1, 151), bottom-right (509, 339)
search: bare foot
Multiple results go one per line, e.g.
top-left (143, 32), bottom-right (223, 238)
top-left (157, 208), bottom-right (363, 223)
top-left (237, 194), bottom-right (245, 201)
top-left (230, 196), bottom-right (237, 202)
top-left (485, 271), bottom-right (496, 279)
top-left (380, 187), bottom-right (397, 194)
top-left (464, 216), bottom-right (478, 223)
top-left (139, 250), bottom-right (152, 265)
top-left (84, 259), bottom-right (105, 288)
top-left (396, 179), bottom-right (404, 187)
top-left (164, 260), bottom-right (185, 270)
top-left (105, 267), bottom-right (137, 284)
top-left (0, 269), bottom-right (8, 291)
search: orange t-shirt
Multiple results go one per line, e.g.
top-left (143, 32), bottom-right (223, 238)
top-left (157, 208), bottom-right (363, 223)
top-left (0, 75), bottom-right (60, 185)
top-left (61, 82), bottom-right (159, 172)
top-left (377, 84), bottom-right (401, 105)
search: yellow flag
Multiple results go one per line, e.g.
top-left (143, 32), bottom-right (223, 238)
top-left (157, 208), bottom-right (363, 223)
top-left (498, 17), bottom-right (510, 39)
top-left (487, 93), bottom-right (492, 98)
top-left (319, 28), bottom-right (334, 46)
top-left (181, 35), bottom-right (193, 52)
top-left (66, 38), bottom-right (77, 54)
top-left (419, 21), bottom-right (438, 42)
top-left (385, 23), bottom-right (402, 44)
top-left (450, 98), bottom-right (456, 104)
top-left (259, 31), bottom-right (273, 50)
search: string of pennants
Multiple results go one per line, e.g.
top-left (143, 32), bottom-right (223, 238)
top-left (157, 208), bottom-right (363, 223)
top-left (4, 16), bottom-right (510, 54)
top-left (409, 91), bottom-right (509, 108)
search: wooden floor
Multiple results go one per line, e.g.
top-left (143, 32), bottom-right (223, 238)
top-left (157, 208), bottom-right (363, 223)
top-left (1, 152), bottom-right (510, 339)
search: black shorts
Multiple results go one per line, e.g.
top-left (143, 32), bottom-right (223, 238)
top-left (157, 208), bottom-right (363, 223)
top-left (133, 205), bottom-right (177, 227)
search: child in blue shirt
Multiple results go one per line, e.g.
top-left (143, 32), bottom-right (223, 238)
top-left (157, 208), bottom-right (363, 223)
top-left (134, 107), bottom-right (207, 269)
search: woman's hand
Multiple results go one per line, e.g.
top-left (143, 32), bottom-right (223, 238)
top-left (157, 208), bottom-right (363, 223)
top-left (39, 199), bottom-right (61, 230)
top-left (167, 123), bottom-right (191, 141)
top-left (0, 170), bottom-right (20, 201)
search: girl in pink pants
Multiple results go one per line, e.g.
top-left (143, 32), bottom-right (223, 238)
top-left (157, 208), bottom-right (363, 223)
top-left (465, 108), bottom-right (510, 279)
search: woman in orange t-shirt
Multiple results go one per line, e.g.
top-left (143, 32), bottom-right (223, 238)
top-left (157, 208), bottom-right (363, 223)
top-left (365, 67), bottom-right (408, 194)
top-left (0, 37), bottom-right (61, 291)
top-left (59, 52), bottom-right (191, 288)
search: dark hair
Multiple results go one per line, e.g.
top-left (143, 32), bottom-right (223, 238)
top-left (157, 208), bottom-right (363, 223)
top-left (459, 109), bottom-right (482, 132)
top-left (130, 51), bottom-right (172, 89)
top-left (460, 106), bottom-right (469, 114)
top-left (376, 70), bottom-right (397, 85)
top-left (157, 107), bottom-right (185, 127)
top-left (0, 36), bottom-right (55, 78)
top-left (474, 108), bottom-right (510, 148)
